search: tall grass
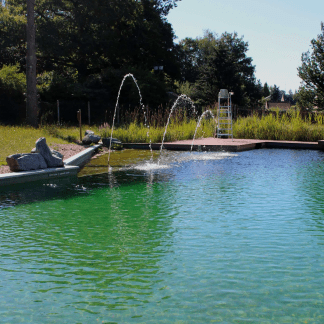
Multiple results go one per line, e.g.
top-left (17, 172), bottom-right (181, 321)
top-left (2, 109), bottom-right (323, 167)
top-left (99, 119), bottom-right (216, 143)
top-left (233, 110), bottom-right (324, 142)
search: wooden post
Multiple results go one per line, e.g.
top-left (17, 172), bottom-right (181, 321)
top-left (77, 110), bottom-right (82, 142)
top-left (57, 100), bottom-right (60, 124)
top-left (26, 0), bottom-right (38, 127)
top-left (88, 101), bottom-right (90, 125)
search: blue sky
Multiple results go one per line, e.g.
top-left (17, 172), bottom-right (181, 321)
top-left (167, 0), bottom-right (324, 93)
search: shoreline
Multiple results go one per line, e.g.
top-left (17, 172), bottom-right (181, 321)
top-left (0, 143), bottom-right (87, 175)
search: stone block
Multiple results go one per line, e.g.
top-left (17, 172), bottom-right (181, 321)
top-left (35, 137), bottom-right (64, 168)
top-left (102, 137), bottom-right (123, 150)
top-left (31, 147), bottom-right (64, 159)
top-left (6, 153), bottom-right (47, 172)
top-left (82, 134), bottom-right (101, 145)
top-left (85, 130), bottom-right (95, 136)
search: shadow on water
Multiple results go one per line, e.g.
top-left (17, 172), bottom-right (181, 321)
top-left (0, 149), bottom-right (236, 208)
top-left (0, 150), bottom-right (162, 208)
top-left (0, 171), bottom-right (178, 322)
top-left (0, 168), bottom-right (172, 209)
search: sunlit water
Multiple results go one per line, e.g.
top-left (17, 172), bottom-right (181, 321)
top-left (1, 149), bottom-right (324, 323)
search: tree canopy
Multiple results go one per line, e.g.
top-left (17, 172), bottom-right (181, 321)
top-left (177, 31), bottom-right (262, 107)
top-left (0, 0), bottom-right (182, 123)
top-left (298, 22), bottom-right (324, 109)
top-left (0, 0), bottom-right (180, 79)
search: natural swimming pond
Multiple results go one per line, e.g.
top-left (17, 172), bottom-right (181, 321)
top-left (1, 149), bottom-right (324, 323)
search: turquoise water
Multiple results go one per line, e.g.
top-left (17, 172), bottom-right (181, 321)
top-left (1, 149), bottom-right (324, 323)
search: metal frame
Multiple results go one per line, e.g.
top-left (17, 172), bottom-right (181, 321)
top-left (217, 89), bottom-right (233, 139)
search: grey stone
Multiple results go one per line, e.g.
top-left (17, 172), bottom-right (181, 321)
top-left (31, 147), bottom-right (64, 159)
top-left (35, 137), bottom-right (64, 168)
top-left (102, 137), bottom-right (123, 150)
top-left (89, 134), bottom-right (101, 144)
top-left (85, 130), bottom-right (95, 136)
top-left (51, 149), bottom-right (64, 159)
top-left (6, 153), bottom-right (47, 172)
top-left (82, 135), bottom-right (92, 145)
top-left (82, 134), bottom-right (101, 145)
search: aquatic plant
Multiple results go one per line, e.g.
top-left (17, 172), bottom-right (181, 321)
top-left (233, 111), bottom-right (324, 142)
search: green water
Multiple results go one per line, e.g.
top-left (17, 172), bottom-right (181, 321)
top-left (1, 149), bottom-right (324, 323)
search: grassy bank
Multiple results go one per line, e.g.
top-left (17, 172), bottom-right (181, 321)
top-left (0, 120), bottom-right (216, 166)
top-left (0, 125), bottom-right (99, 165)
top-left (2, 111), bottom-right (324, 166)
top-left (98, 119), bottom-right (216, 144)
top-left (233, 111), bottom-right (324, 142)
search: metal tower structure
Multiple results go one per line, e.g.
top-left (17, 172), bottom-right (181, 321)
top-left (217, 89), bottom-right (233, 139)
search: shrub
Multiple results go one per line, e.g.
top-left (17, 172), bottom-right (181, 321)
top-left (0, 64), bottom-right (26, 99)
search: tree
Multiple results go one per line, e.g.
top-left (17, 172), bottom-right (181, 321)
top-left (1, 0), bottom-right (180, 79)
top-left (0, 3), bottom-right (26, 67)
top-left (262, 82), bottom-right (270, 97)
top-left (179, 31), bottom-right (261, 106)
top-left (26, 0), bottom-right (38, 127)
top-left (177, 37), bottom-right (200, 82)
top-left (270, 84), bottom-right (281, 102)
top-left (298, 22), bottom-right (324, 109)
top-left (0, 0), bottom-right (182, 123)
top-left (154, 0), bottom-right (180, 16)
top-left (295, 86), bottom-right (315, 111)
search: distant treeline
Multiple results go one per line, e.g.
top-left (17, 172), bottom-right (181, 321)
top-left (0, 0), bottom-right (306, 125)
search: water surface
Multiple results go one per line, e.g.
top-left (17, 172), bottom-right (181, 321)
top-left (1, 149), bottom-right (324, 323)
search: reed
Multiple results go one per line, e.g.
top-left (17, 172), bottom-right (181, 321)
top-left (99, 119), bottom-right (216, 143)
top-left (3, 109), bottom-right (322, 167)
top-left (233, 110), bottom-right (324, 142)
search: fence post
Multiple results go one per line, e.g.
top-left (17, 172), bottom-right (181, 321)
top-left (88, 101), bottom-right (90, 125)
top-left (77, 109), bottom-right (82, 142)
top-left (57, 100), bottom-right (60, 124)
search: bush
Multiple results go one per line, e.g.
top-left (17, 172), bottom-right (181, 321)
top-left (0, 64), bottom-right (26, 99)
top-left (0, 64), bottom-right (26, 122)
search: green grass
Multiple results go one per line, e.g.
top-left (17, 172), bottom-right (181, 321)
top-left (3, 111), bottom-right (324, 166)
top-left (98, 119), bottom-right (216, 143)
top-left (0, 124), bottom-right (100, 166)
top-left (233, 110), bottom-right (324, 142)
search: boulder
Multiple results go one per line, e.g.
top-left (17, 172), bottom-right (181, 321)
top-left (102, 137), bottom-right (123, 150)
top-left (6, 153), bottom-right (47, 172)
top-left (82, 135), bottom-right (92, 145)
top-left (85, 130), bottom-right (95, 136)
top-left (35, 137), bottom-right (64, 168)
top-left (51, 149), bottom-right (64, 160)
top-left (82, 134), bottom-right (101, 145)
top-left (31, 147), bottom-right (64, 159)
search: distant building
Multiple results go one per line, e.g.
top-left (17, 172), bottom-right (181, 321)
top-left (266, 102), bottom-right (291, 111)
top-left (266, 93), bottom-right (291, 111)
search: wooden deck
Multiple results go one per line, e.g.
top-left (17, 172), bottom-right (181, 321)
top-left (125, 138), bottom-right (322, 152)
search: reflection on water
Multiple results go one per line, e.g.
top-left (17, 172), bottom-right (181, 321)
top-left (1, 149), bottom-right (324, 323)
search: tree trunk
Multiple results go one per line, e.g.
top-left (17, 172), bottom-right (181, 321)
top-left (26, 0), bottom-right (38, 127)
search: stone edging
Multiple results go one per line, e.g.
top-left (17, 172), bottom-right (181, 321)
top-left (0, 144), bottom-right (102, 187)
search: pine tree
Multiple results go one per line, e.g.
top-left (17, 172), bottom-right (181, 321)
top-left (298, 22), bottom-right (324, 109)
